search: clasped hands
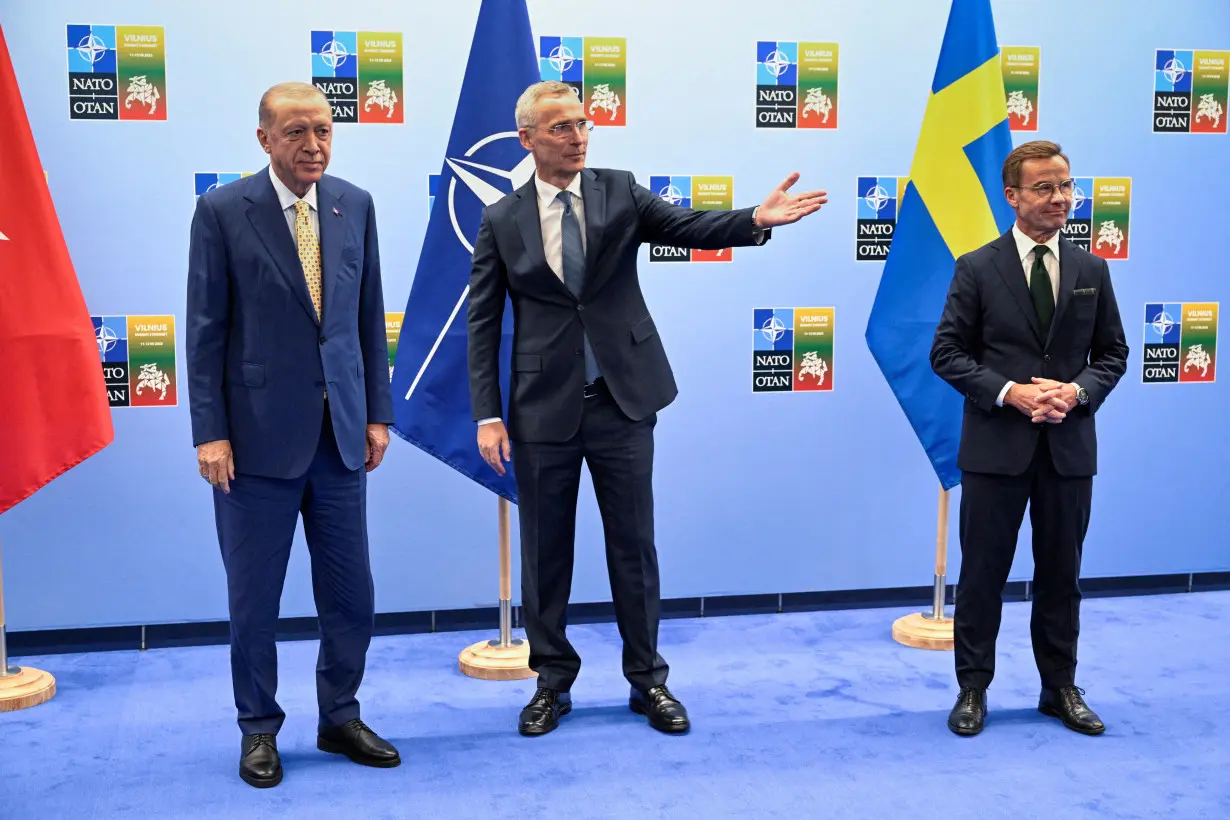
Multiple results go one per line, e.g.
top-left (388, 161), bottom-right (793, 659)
top-left (1006, 378), bottom-right (1078, 425)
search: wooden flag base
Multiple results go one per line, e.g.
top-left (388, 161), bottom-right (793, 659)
top-left (892, 612), bottom-right (954, 651)
top-left (893, 485), bottom-right (955, 651)
top-left (0, 666), bottom-right (56, 712)
top-left (459, 638), bottom-right (536, 681)
top-left (458, 498), bottom-right (537, 681)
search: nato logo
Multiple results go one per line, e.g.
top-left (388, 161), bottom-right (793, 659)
top-left (752, 308), bottom-right (794, 392)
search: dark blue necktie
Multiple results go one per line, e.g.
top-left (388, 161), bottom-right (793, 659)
top-left (557, 190), bottom-right (600, 383)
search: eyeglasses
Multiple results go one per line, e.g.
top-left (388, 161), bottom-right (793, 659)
top-left (539, 120), bottom-right (594, 138)
top-left (1013, 178), bottom-right (1076, 197)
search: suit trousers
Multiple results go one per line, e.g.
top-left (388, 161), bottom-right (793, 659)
top-left (212, 401), bottom-right (375, 735)
top-left (512, 381), bottom-right (669, 693)
top-left (955, 430), bottom-right (1093, 690)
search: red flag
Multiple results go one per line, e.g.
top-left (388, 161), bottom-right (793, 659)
top-left (0, 26), bottom-right (113, 514)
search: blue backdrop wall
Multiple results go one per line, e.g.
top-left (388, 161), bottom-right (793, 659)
top-left (1, 0), bottom-right (1227, 631)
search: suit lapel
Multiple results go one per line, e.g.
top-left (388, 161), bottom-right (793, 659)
top-left (317, 178), bottom-right (346, 325)
top-left (580, 169), bottom-right (606, 292)
top-left (1047, 238), bottom-right (1080, 346)
top-left (990, 231), bottom-right (1044, 345)
top-left (514, 177), bottom-right (574, 300)
top-left (245, 169), bottom-right (320, 325)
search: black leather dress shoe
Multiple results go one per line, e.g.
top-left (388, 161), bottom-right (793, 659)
top-left (1039, 686), bottom-right (1105, 735)
top-left (947, 687), bottom-right (987, 736)
top-left (630, 685), bottom-right (690, 734)
top-left (519, 688), bottom-right (571, 736)
top-left (240, 733), bottom-right (282, 788)
top-left (317, 718), bottom-right (401, 767)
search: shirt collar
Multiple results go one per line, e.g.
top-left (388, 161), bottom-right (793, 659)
top-left (269, 165), bottom-right (318, 213)
top-left (1012, 223), bottom-right (1060, 263)
top-left (534, 172), bottom-right (583, 210)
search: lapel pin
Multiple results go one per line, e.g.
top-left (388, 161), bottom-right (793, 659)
top-left (333, 207), bottom-right (341, 217)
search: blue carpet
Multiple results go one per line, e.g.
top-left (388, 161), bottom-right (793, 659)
top-left (3, 591), bottom-right (1228, 819)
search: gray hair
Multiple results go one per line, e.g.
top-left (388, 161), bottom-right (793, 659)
top-left (514, 80), bottom-right (576, 129)
top-left (259, 81), bottom-right (329, 130)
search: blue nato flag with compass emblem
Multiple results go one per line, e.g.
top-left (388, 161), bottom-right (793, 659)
top-left (389, 0), bottom-right (538, 503)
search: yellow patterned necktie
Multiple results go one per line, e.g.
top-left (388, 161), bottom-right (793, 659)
top-left (294, 200), bottom-right (322, 320)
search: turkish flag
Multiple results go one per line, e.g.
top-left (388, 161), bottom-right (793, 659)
top-left (0, 26), bottom-right (113, 514)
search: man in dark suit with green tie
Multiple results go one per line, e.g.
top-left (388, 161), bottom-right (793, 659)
top-left (930, 141), bottom-right (1129, 737)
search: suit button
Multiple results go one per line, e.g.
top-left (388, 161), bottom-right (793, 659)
top-left (577, 304), bottom-right (584, 312)
top-left (319, 336), bottom-right (327, 344)
top-left (1043, 354), bottom-right (1050, 361)
top-left (574, 348), bottom-right (583, 355)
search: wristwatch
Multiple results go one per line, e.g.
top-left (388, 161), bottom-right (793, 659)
top-left (1074, 384), bottom-right (1090, 405)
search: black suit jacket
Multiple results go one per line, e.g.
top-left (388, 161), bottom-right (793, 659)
top-left (467, 167), bottom-right (768, 442)
top-left (930, 230), bottom-right (1129, 477)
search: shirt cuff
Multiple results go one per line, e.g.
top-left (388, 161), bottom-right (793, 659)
top-left (751, 207), bottom-right (767, 245)
top-left (995, 381), bottom-right (1013, 407)
top-left (477, 417), bottom-right (502, 425)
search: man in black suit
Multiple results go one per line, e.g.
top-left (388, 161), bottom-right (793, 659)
top-left (931, 140), bottom-right (1128, 737)
top-left (467, 80), bottom-right (827, 736)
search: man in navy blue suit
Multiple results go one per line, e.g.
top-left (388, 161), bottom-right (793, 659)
top-left (467, 80), bottom-right (828, 737)
top-left (187, 81), bottom-right (399, 788)
top-left (931, 141), bottom-right (1128, 738)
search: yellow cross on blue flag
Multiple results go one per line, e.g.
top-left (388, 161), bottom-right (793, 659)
top-left (864, 0), bottom-right (1015, 490)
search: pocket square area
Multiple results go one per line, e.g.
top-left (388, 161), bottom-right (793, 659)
top-left (1074, 287), bottom-right (1097, 295)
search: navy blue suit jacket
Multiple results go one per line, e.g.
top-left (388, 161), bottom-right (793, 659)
top-left (467, 168), bottom-right (768, 442)
top-left (930, 230), bottom-right (1129, 478)
top-left (186, 168), bottom-right (394, 479)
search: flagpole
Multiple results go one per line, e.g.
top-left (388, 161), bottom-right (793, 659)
top-left (891, 484), bottom-right (955, 650)
top-left (0, 535), bottom-right (58, 711)
top-left (458, 496), bottom-right (535, 680)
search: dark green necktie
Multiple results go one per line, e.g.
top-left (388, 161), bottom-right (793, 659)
top-left (1030, 244), bottom-right (1054, 335)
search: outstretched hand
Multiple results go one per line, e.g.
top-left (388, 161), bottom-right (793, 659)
top-left (755, 172), bottom-right (828, 228)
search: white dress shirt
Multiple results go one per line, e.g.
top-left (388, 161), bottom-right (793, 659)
top-left (995, 224), bottom-right (1077, 407)
top-left (478, 174), bottom-right (587, 426)
top-left (269, 165), bottom-right (319, 242)
top-left (1012, 222), bottom-right (1060, 304)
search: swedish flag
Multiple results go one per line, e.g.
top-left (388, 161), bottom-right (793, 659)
top-left (864, 0), bottom-right (1015, 491)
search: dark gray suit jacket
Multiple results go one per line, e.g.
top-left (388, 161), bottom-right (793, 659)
top-left (467, 167), bottom-right (767, 442)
